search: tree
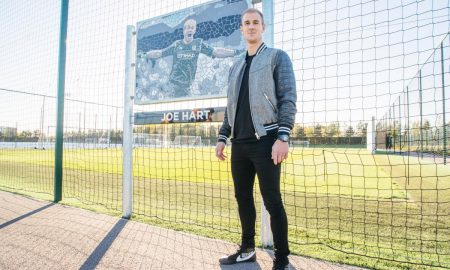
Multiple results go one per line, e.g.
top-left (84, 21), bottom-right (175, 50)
top-left (345, 126), bottom-right (355, 137)
top-left (195, 123), bottom-right (205, 137)
top-left (304, 126), bottom-right (315, 137)
top-left (209, 125), bottom-right (217, 142)
top-left (33, 129), bottom-right (41, 139)
top-left (325, 122), bottom-right (340, 137)
top-left (19, 130), bottom-right (32, 138)
top-left (179, 124), bottom-right (190, 135)
top-left (423, 119), bottom-right (431, 130)
top-left (209, 124), bottom-right (216, 134)
top-left (356, 121), bottom-right (368, 137)
top-left (292, 124), bottom-right (305, 138)
top-left (411, 121), bottom-right (420, 137)
top-left (392, 121), bottom-right (401, 137)
top-left (188, 124), bottom-right (196, 136)
top-left (314, 124), bottom-right (322, 137)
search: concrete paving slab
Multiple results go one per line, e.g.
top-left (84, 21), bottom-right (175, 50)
top-left (0, 190), bottom-right (368, 270)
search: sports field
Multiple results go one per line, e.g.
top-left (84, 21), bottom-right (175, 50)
top-left (0, 146), bottom-right (449, 270)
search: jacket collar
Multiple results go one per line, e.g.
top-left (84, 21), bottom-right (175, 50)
top-left (246, 42), bottom-right (267, 57)
top-left (255, 42), bottom-right (267, 55)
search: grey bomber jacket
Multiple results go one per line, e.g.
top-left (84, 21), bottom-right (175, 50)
top-left (218, 43), bottom-right (297, 142)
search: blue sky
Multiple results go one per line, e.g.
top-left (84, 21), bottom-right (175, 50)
top-left (0, 0), bottom-right (449, 133)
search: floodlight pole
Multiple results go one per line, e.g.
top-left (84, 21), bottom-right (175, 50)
top-left (54, 0), bottom-right (69, 203)
top-left (123, 25), bottom-right (136, 219)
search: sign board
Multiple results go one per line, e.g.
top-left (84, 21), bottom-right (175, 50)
top-left (134, 107), bottom-right (226, 124)
top-left (135, 0), bottom-right (249, 104)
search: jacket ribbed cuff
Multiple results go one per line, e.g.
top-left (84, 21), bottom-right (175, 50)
top-left (277, 125), bottom-right (291, 136)
top-left (217, 134), bottom-right (228, 143)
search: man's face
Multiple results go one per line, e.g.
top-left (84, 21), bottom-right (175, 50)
top-left (240, 12), bottom-right (265, 44)
top-left (183, 20), bottom-right (197, 43)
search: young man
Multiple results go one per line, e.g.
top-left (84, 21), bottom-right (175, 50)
top-left (216, 8), bottom-right (297, 270)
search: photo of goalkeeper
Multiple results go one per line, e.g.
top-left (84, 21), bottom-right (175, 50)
top-left (142, 18), bottom-right (242, 99)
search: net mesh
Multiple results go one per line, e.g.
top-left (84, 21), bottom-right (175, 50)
top-left (0, 0), bottom-right (449, 269)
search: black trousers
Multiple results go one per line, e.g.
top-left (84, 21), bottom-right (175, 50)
top-left (231, 136), bottom-right (290, 257)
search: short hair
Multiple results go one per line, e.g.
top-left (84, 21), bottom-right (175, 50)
top-left (240, 8), bottom-right (264, 25)
top-left (184, 18), bottom-right (197, 28)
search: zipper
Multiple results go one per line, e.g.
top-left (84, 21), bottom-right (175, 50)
top-left (263, 93), bottom-right (277, 113)
top-left (248, 77), bottom-right (260, 140)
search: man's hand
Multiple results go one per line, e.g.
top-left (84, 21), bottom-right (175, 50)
top-left (215, 142), bottom-right (227, 161)
top-left (272, 140), bottom-right (289, 165)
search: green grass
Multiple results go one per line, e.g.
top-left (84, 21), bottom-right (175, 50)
top-left (1, 146), bottom-right (449, 270)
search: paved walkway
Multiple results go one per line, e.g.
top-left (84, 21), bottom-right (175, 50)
top-left (0, 191), bottom-right (368, 270)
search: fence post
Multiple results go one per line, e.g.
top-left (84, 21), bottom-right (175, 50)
top-left (419, 70), bottom-right (423, 158)
top-left (399, 96), bottom-right (402, 151)
top-left (260, 0), bottom-right (274, 248)
top-left (39, 96), bottom-right (45, 149)
top-left (407, 86), bottom-right (410, 154)
top-left (83, 102), bottom-right (86, 148)
top-left (367, 116), bottom-right (376, 154)
top-left (393, 101), bottom-right (396, 152)
top-left (441, 42), bottom-right (447, 165)
top-left (54, 0), bottom-right (69, 203)
top-left (122, 25), bottom-right (135, 219)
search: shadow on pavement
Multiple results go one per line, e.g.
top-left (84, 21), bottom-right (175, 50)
top-left (0, 202), bottom-right (54, 229)
top-left (79, 218), bottom-right (128, 270)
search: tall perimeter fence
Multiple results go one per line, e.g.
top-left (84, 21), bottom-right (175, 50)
top-left (0, 1), bottom-right (449, 269)
top-left (376, 38), bottom-right (450, 163)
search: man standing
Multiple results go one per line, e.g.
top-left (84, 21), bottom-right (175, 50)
top-left (146, 19), bottom-right (240, 98)
top-left (216, 8), bottom-right (297, 270)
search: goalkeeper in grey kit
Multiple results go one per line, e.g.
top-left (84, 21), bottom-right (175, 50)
top-left (145, 18), bottom-right (242, 98)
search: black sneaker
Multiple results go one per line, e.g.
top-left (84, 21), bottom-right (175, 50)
top-left (272, 256), bottom-right (289, 270)
top-left (219, 247), bottom-right (256, 265)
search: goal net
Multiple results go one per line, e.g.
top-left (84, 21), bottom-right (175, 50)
top-left (133, 133), bottom-right (170, 147)
top-left (172, 135), bottom-right (202, 147)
